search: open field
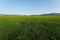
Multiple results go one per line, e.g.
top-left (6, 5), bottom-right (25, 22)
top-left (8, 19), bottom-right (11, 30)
top-left (0, 16), bottom-right (60, 40)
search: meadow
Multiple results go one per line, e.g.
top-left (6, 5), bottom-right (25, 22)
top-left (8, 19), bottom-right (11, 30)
top-left (0, 16), bottom-right (60, 40)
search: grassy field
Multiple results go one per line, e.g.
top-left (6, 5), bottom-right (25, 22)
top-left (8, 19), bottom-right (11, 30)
top-left (0, 16), bottom-right (60, 40)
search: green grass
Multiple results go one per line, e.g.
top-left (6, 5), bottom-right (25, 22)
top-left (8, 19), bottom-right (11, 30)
top-left (0, 16), bottom-right (60, 40)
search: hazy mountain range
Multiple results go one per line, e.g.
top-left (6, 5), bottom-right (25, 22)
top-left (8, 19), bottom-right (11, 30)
top-left (0, 13), bottom-right (60, 16)
top-left (40, 13), bottom-right (60, 16)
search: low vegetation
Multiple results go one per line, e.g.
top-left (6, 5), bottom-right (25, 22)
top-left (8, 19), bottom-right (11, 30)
top-left (0, 16), bottom-right (60, 40)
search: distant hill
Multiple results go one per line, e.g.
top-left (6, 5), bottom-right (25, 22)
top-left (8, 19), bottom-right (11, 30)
top-left (41, 13), bottom-right (60, 16)
top-left (0, 13), bottom-right (60, 16)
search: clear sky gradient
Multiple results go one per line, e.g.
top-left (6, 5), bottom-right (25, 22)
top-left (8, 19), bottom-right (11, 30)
top-left (0, 0), bottom-right (60, 15)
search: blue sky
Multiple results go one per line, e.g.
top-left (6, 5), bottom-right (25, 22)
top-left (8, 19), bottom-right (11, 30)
top-left (0, 0), bottom-right (60, 15)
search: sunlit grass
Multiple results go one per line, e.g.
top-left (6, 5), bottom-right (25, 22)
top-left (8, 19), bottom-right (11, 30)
top-left (0, 16), bottom-right (60, 40)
